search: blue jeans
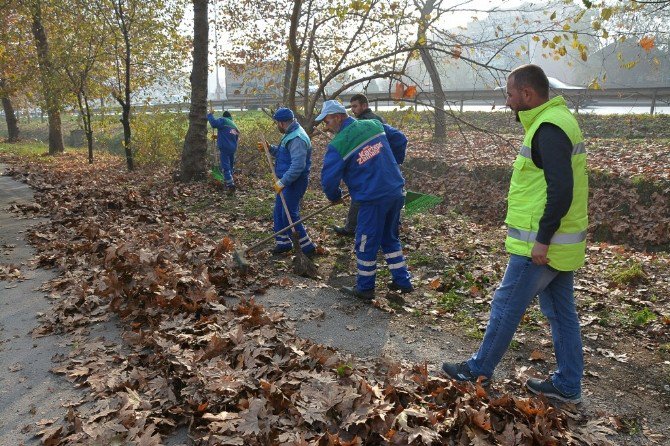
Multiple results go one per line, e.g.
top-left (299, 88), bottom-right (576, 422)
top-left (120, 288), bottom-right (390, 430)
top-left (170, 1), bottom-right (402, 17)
top-left (467, 254), bottom-right (583, 395)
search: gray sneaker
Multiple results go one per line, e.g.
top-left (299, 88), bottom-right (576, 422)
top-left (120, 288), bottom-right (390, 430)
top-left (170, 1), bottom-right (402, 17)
top-left (525, 378), bottom-right (582, 403)
top-left (440, 361), bottom-right (490, 387)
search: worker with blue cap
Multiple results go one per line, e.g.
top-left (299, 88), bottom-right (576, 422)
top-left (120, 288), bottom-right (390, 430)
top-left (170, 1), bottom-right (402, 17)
top-left (207, 109), bottom-right (240, 192)
top-left (258, 107), bottom-right (317, 255)
top-left (318, 100), bottom-right (412, 300)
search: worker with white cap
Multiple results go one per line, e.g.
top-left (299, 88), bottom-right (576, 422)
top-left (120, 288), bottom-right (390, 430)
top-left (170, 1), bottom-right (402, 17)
top-left (318, 100), bottom-right (412, 300)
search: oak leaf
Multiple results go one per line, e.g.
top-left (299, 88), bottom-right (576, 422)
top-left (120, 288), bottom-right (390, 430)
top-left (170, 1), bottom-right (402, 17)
top-left (640, 36), bottom-right (655, 52)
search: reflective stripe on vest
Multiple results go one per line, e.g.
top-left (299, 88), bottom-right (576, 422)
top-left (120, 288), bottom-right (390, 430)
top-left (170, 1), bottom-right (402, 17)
top-left (519, 141), bottom-right (586, 159)
top-left (507, 228), bottom-right (587, 245)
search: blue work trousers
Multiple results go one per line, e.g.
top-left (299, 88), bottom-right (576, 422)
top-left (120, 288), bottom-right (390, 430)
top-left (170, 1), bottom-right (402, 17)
top-left (355, 195), bottom-right (411, 291)
top-left (273, 175), bottom-right (315, 253)
top-left (467, 254), bottom-right (583, 396)
top-left (219, 149), bottom-right (236, 186)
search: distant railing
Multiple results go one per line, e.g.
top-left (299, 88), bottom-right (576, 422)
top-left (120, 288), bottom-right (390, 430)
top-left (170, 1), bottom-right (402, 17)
top-left (50, 86), bottom-right (669, 117)
top-left (205, 87), bottom-right (670, 115)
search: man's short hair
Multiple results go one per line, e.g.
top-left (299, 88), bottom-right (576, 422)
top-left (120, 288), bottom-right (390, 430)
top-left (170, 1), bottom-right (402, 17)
top-left (350, 93), bottom-right (369, 105)
top-left (509, 64), bottom-right (549, 98)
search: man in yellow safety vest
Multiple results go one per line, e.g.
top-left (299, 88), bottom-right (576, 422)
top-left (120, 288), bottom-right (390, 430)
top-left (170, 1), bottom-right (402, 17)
top-left (441, 64), bottom-right (588, 404)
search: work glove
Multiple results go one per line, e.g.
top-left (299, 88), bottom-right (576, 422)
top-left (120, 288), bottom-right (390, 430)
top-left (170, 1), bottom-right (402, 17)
top-left (274, 180), bottom-right (284, 194)
top-left (257, 141), bottom-right (269, 153)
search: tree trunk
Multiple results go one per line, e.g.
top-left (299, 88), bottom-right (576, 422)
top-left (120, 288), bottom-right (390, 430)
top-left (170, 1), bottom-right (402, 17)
top-left (303, 23), bottom-right (317, 122)
top-left (1, 93), bottom-right (20, 142)
top-left (420, 48), bottom-right (447, 140)
top-left (119, 3), bottom-right (134, 171)
top-left (121, 102), bottom-right (133, 170)
top-left (76, 91), bottom-right (94, 164)
top-left (84, 97), bottom-right (93, 164)
top-left (29, 0), bottom-right (65, 154)
top-left (282, 60), bottom-right (292, 105)
top-left (286, 0), bottom-right (302, 111)
top-left (179, 0), bottom-right (209, 182)
top-left (418, 0), bottom-right (447, 140)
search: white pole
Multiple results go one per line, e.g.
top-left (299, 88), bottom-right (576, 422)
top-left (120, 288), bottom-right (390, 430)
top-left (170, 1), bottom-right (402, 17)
top-left (213, 0), bottom-right (224, 103)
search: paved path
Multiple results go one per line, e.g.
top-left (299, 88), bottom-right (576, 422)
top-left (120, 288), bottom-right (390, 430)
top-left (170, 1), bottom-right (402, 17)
top-left (252, 283), bottom-right (477, 369)
top-left (0, 164), bottom-right (83, 444)
top-left (0, 164), bottom-right (188, 445)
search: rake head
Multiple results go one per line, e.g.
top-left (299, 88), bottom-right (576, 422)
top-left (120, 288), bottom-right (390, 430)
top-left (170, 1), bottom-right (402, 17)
top-left (232, 248), bottom-right (250, 274)
top-left (289, 232), bottom-right (318, 278)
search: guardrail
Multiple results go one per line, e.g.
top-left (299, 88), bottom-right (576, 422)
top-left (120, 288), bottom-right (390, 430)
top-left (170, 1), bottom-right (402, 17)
top-left (205, 86), bottom-right (670, 115)
top-left (21, 86), bottom-right (664, 117)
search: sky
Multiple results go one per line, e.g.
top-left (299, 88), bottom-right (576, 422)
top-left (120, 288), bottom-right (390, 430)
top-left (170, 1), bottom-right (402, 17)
top-left (192, 0), bottom-right (535, 96)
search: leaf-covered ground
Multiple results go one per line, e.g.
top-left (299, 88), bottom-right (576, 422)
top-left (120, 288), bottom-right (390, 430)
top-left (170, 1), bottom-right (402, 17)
top-left (0, 121), bottom-right (668, 445)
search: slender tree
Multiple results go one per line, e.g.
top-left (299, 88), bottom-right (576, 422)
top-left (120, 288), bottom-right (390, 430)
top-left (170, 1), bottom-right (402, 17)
top-left (0, 82), bottom-right (20, 142)
top-left (62, 42), bottom-right (103, 164)
top-left (90, 0), bottom-right (188, 171)
top-left (110, 0), bottom-right (133, 170)
top-left (414, 0), bottom-right (447, 139)
top-left (57, 2), bottom-right (109, 163)
top-left (23, 0), bottom-right (65, 154)
top-left (179, 0), bottom-right (208, 181)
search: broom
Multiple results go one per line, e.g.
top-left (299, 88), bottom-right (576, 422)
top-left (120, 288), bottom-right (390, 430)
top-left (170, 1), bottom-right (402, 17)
top-left (258, 137), bottom-right (318, 279)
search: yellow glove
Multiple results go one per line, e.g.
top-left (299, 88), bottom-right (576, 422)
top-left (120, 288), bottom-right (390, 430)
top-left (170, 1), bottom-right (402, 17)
top-left (274, 181), bottom-right (284, 194)
top-left (257, 141), bottom-right (268, 153)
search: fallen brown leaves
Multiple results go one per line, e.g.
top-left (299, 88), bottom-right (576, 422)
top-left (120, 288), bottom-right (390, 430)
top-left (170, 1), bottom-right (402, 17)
top-left (0, 150), bottom-right (619, 445)
top-left (399, 130), bottom-right (670, 250)
top-left (0, 262), bottom-right (25, 281)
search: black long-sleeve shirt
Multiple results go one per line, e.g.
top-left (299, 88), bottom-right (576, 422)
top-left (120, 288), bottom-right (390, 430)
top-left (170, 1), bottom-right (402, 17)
top-left (530, 123), bottom-right (574, 245)
top-left (357, 108), bottom-right (386, 124)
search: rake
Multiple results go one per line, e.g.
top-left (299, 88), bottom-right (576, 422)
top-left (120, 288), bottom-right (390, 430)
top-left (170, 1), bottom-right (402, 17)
top-left (232, 193), bottom-right (349, 273)
top-left (404, 190), bottom-right (443, 216)
top-left (259, 136), bottom-right (317, 278)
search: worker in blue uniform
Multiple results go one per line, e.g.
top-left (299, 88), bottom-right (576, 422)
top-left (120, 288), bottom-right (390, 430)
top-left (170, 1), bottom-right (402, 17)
top-left (207, 110), bottom-right (240, 191)
top-left (259, 107), bottom-right (317, 255)
top-left (318, 100), bottom-right (413, 300)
